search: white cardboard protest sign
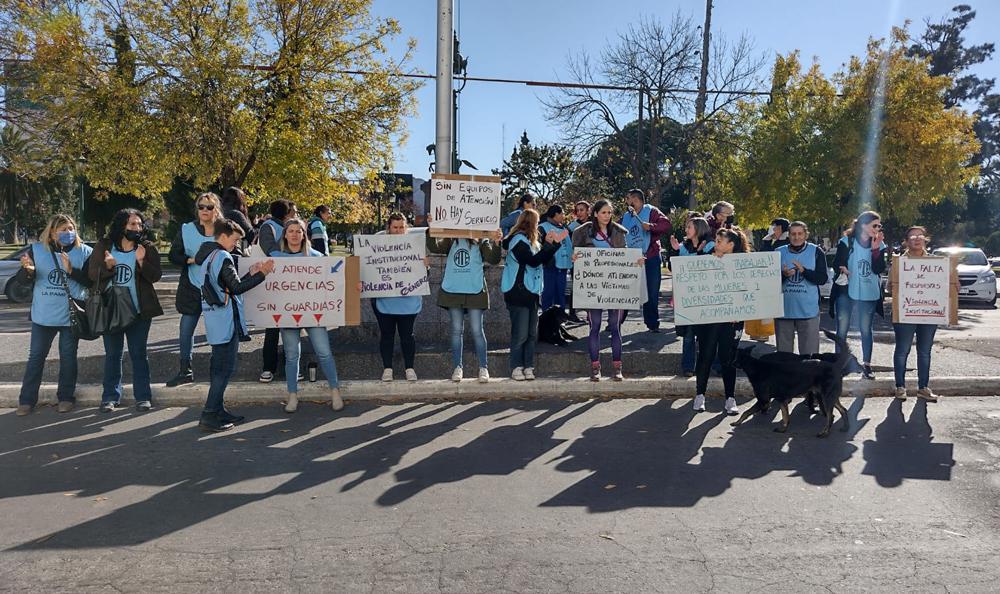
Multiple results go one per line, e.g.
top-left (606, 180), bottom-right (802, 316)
top-left (892, 255), bottom-right (957, 325)
top-left (672, 252), bottom-right (784, 325)
top-left (239, 256), bottom-right (358, 328)
top-left (428, 173), bottom-right (501, 236)
top-left (572, 248), bottom-right (644, 310)
top-left (354, 233), bottom-right (429, 298)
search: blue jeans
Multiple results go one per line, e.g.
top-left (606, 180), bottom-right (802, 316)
top-left (178, 312), bottom-right (201, 362)
top-left (642, 255), bottom-right (662, 330)
top-left (204, 334), bottom-right (239, 414)
top-left (102, 319), bottom-right (153, 404)
top-left (281, 327), bottom-right (339, 393)
top-left (508, 304), bottom-right (539, 370)
top-left (541, 267), bottom-right (568, 310)
top-left (681, 331), bottom-right (697, 372)
top-left (19, 323), bottom-right (79, 406)
top-left (449, 307), bottom-right (488, 369)
top-left (893, 323), bottom-right (937, 389)
top-left (835, 294), bottom-right (877, 363)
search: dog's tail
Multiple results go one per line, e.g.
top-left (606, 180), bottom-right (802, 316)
top-left (823, 330), bottom-right (852, 371)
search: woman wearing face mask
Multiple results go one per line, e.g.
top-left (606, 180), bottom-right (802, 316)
top-left (691, 227), bottom-right (750, 416)
top-left (269, 218), bottom-right (344, 413)
top-left (15, 214), bottom-right (94, 416)
top-left (830, 211), bottom-right (887, 380)
top-left (375, 213), bottom-right (426, 382)
top-left (669, 216), bottom-right (715, 376)
top-left (89, 208), bottom-right (163, 412)
top-left (166, 192), bottom-right (222, 387)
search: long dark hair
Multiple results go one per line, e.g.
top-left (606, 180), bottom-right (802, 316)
top-left (589, 199), bottom-right (613, 237)
top-left (716, 227), bottom-right (751, 254)
top-left (221, 186), bottom-right (248, 216)
top-left (107, 208), bottom-right (146, 249)
top-left (543, 204), bottom-right (563, 224)
top-left (850, 210), bottom-right (880, 245)
top-left (683, 216), bottom-right (712, 253)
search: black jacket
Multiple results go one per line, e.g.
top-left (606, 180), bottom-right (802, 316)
top-left (88, 239), bottom-right (164, 320)
top-left (168, 221), bottom-right (211, 315)
top-left (829, 237), bottom-right (888, 319)
top-left (223, 207), bottom-right (254, 254)
top-left (194, 242), bottom-right (266, 297)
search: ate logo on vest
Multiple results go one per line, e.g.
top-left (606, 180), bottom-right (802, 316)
top-left (788, 269), bottom-right (803, 284)
top-left (114, 263), bottom-right (133, 285)
top-left (46, 268), bottom-right (66, 287)
top-left (857, 259), bottom-right (872, 277)
top-left (453, 248), bottom-right (471, 268)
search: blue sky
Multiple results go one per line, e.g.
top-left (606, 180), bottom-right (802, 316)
top-left (371, 1), bottom-right (1000, 178)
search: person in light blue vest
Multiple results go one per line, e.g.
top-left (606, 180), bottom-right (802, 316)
top-left (621, 188), bottom-right (672, 332)
top-left (255, 199), bottom-right (297, 383)
top-left (426, 219), bottom-right (503, 382)
top-left (166, 192), bottom-right (222, 387)
top-left (830, 211), bottom-right (887, 380)
top-left (502, 209), bottom-right (561, 380)
top-left (269, 218), bottom-right (345, 413)
top-left (309, 204), bottom-right (332, 255)
top-left (775, 221), bottom-right (828, 356)
top-left (499, 192), bottom-right (535, 237)
top-left (373, 213), bottom-right (427, 382)
top-left (668, 216), bottom-right (715, 376)
top-left (538, 205), bottom-right (573, 312)
top-left (195, 219), bottom-right (274, 432)
top-left (15, 214), bottom-right (93, 416)
top-left (90, 209), bottom-right (164, 412)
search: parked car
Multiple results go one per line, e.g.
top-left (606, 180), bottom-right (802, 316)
top-left (990, 256), bottom-right (1000, 277)
top-left (0, 245), bottom-right (32, 302)
top-left (933, 247), bottom-right (997, 307)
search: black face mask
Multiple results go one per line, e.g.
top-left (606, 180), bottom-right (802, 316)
top-left (725, 215), bottom-right (735, 226)
top-left (124, 230), bottom-right (143, 242)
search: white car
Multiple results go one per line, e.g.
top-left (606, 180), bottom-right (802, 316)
top-left (933, 247), bottom-right (997, 307)
top-left (0, 245), bottom-right (32, 302)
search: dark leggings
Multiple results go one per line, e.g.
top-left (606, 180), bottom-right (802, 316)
top-left (376, 312), bottom-right (417, 368)
top-left (262, 327), bottom-right (280, 373)
top-left (694, 322), bottom-right (742, 397)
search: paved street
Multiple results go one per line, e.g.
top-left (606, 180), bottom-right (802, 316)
top-left (1, 397), bottom-right (999, 592)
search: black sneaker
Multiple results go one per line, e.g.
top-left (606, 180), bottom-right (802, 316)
top-left (165, 368), bottom-right (194, 387)
top-left (199, 413), bottom-right (235, 433)
top-left (219, 409), bottom-right (246, 426)
top-left (862, 365), bottom-right (876, 380)
top-left (99, 401), bottom-right (117, 413)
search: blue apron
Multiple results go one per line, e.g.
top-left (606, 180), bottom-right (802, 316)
top-left (622, 205), bottom-right (652, 253)
top-left (539, 221), bottom-right (573, 269)
top-left (778, 243), bottom-right (820, 319)
top-left (30, 243), bottom-right (92, 327)
top-left (501, 233), bottom-right (544, 295)
top-left (182, 222), bottom-right (215, 288)
top-left (845, 238), bottom-right (880, 301)
top-left (270, 247), bottom-right (322, 258)
top-left (308, 217), bottom-right (329, 255)
top-left (376, 295), bottom-right (422, 315)
top-left (441, 239), bottom-right (485, 294)
top-left (263, 219), bottom-right (284, 244)
top-left (202, 249), bottom-right (246, 345)
top-left (110, 247), bottom-right (140, 311)
top-left (678, 240), bottom-right (715, 257)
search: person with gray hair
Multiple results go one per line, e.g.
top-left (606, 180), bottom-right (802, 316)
top-left (775, 221), bottom-right (828, 355)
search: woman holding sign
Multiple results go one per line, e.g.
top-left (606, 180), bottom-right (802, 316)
top-left (831, 211), bottom-right (888, 380)
top-left (669, 216), bottom-right (715, 376)
top-left (426, 220), bottom-right (503, 383)
top-left (15, 214), bottom-right (93, 416)
top-left (377, 213), bottom-right (424, 382)
top-left (269, 218), bottom-right (344, 413)
top-left (89, 209), bottom-right (163, 413)
top-left (691, 227), bottom-right (751, 416)
top-left (889, 226), bottom-right (956, 402)
top-left (502, 209), bottom-right (562, 380)
top-left (571, 199), bottom-right (637, 381)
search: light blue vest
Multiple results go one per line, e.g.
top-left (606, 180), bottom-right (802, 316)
top-left (441, 239), bottom-right (485, 294)
top-left (30, 243), bottom-right (92, 327)
top-left (778, 243), bottom-right (820, 319)
top-left (110, 246), bottom-right (140, 311)
top-left (500, 208), bottom-right (523, 236)
top-left (308, 217), bottom-right (329, 255)
top-left (501, 234), bottom-right (544, 295)
top-left (263, 219), bottom-right (284, 243)
top-left (845, 237), bottom-right (880, 301)
top-left (181, 222), bottom-right (215, 288)
top-left (678, 240), bottom-right (715, 257)
top-left (568, 220), bottom-right (584, 234)
top-left (622, 204), bottom-right (652, 253)
top-left (539, 221), bottom-right (573, 269)
top-left (202, 249), bottom-right (246, 345)
top-left (270, 247), bottom-right (322, 258)
top-left (376, 295), bottom-right (422, 315)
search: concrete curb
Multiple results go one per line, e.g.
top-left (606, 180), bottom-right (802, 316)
top-left (3, 376), bottom-right (999, 408)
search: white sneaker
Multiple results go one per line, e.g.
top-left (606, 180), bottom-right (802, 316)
top-left (478, 367), bottom-right (490, 383)
top-left (724, 397), bottom-right (739, 416)
top-left (451, 367), bottom-right (463, 382)
top-left (405, 368), bottom-right (418, 382)
top-left (523, 367), bottom-right (536, 381)
top-left (693, 394), bottom-right (706, 412)
top-left (511, 367), bottom-right (525, 381)
top-left (259, 371), bottom-right (274, 383)
top-left (894, 386), bottom-right (908, 400)
top-left (330, 388), bottom-right (344, 411)
top-left (381, 368), bottom-right (393, 382)
top-left (284, 393), bottom-right (299, 414)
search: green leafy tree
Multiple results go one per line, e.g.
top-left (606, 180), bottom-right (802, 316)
top-left (493, 132), bottom-right (575, 210)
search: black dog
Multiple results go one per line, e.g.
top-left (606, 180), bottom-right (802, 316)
top-left (538, 306), bottom-right (578, 346)
top-left (732, 331), bottom-right (853, 437)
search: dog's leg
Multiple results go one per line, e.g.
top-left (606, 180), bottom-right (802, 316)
top-left (834, 399), bottom-right (849, 432)
top-left (774, 402), bottom-right (791, 433)
top-left (817, 402), bottom-right (837, 438)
